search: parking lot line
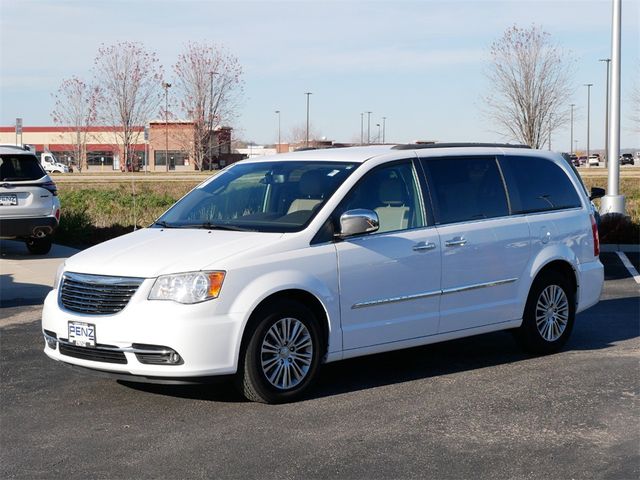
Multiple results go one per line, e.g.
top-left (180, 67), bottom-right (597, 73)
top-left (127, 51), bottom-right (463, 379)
top-left (616, 251), bottom-right (640, 284)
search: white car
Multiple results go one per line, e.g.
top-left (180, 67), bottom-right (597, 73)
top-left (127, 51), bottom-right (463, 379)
top-left (588, 154), bottom-right (601, 166)
top-left (0, 145), bottom-right (61, 254)
top-left (42, 144), bottom-right (604, 403)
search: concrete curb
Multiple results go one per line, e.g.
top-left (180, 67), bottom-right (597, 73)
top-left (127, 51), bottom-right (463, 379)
top-left (600, 244), bottom-right (640, 253)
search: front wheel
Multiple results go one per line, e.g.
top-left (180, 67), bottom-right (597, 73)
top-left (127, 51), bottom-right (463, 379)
top-left (26, 236), bottom-right (52, 255)
top-left (236, 300), bottom-right (323, 403)
top-left (515, 271), bottom-right (575, 354)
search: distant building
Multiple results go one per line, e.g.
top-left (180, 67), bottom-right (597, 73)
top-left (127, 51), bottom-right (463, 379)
top-left (0, 122), bottom-right (243, 171)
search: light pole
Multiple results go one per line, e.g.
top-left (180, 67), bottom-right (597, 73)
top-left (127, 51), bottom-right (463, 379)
top-left (366, 111), bottom-right (372, 145)
top-left (599, 58), bottom-right (611, 166)
top-left (376, 123), bottom-right (381, 144)
top-left (600, 0), bottom-right (625, 215)
top-left (570, 104), bottom-right (575, 154)
top-left (162, 81), bottom-right (171, 173)
top-left (584, 83), bottom-right (593, 165)
top-left (382, 117), bottom-right (386, 143)
top-left (360, 113), bottom-right (364, 145)
top-left (208, 71), bottom-right (216, 171)
top-left (548, 113), bottom-right (552, 151)
top-left (305, 92), bottom-right (312, 148)
top-left (275, 110), bottom-right (281, 153)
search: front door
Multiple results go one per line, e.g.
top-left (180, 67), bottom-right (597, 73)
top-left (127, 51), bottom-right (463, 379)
top-left (335, 160), bottom-right (441, 351)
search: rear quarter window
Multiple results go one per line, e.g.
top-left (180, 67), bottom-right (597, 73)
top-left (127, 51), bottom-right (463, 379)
top-left (0, 154), bottom-right (46, 181)
top-left (499, 156), bottom-right (582, 214)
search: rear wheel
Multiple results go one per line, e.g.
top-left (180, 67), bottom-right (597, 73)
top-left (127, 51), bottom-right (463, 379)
top-left (515, 271), bottom-right (575, 354)
top-left (26, 236), bottom-right (52, 255)
top-left (237, 300), bottom-right (323, 403)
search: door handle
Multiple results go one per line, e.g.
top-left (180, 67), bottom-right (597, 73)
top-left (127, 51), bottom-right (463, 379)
top-left (445, 236), bottom-right (467, 247)
top-left (413, 241), bottom-right (436, 252)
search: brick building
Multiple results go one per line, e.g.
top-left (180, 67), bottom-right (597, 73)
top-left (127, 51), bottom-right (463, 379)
top-left (0, 122), bottom-right (242, 172)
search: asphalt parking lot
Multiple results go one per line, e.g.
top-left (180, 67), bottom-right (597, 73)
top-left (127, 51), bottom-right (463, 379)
top-left (1, 244), bottom-right (638, 479)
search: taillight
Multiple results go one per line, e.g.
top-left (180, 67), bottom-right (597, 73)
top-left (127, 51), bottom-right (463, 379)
top-left (590, 214), bottom-right (600, 257)
top-left (42, 181), bottom-right (58, 196)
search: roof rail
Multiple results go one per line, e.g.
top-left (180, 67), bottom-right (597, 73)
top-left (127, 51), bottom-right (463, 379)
top-left (392, 142), bottom-right (531, 150)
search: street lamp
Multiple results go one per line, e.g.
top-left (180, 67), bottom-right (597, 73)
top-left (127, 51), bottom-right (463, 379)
top-left (599, 58), bottom-right (611, 166)
top-left (305, 92), bottom-right (312, 148)
top-left (570, 104), bottom-right (575, 154)
top-left (162, 81), bottom-right (172, 173)
top-left (382, 117), bottom-right (386, 144)
top-left (275, 110), bottom-right (281, 153)
top-left (360, 113), bottom-right (364, 145)
top-left (584, 83), bottom-right (593, 165)
top-left (366, 111), bottom-right (372, 145)
top-left (376, 123), bottom-right (381, 144)
top-left (208, 71), bottom-right (217, 171)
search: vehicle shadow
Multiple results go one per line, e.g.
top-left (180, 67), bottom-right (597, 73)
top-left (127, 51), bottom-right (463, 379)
top-left (119, 295), bottom-right (639, 403)
top-left (0, 239), bottom-right (78, 260)
top-left (0, 274), bottom-right (50, 307)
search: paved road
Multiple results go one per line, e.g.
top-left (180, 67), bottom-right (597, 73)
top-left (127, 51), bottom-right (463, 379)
top-left (1, 251), bottom-right (638, 479)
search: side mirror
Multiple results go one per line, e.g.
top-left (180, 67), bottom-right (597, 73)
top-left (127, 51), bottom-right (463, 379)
top-left (337, 209), bottom-right (379, 238)
top-left (590, 187), bottom-right (605, 201)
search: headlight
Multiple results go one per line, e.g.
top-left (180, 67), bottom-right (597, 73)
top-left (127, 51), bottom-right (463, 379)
top-left (53, 262), bottom-right (65, 290)
top-left (148, 271), bottom-right (226, 304)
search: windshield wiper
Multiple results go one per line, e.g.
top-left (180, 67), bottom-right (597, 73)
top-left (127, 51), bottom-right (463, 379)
top-left (153, 220), bottom-right (175, 228)
top-left (195, 222), bottom-right (254, 232)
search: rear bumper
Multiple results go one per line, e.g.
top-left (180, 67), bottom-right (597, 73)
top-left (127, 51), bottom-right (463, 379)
top-left (577, 259), bottom-right (604, 313)
top-left (0, 216), bottom-right (58, 238)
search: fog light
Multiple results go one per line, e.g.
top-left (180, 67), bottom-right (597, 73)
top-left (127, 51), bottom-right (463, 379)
top-left (169, 352), bottom-right (181, 364)
top-left (43, 330), bottom-right (57, 350)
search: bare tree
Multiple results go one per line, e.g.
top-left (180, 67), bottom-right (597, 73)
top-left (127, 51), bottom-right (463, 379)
top-left (630, 67), bottom-right (640, 132)
top-left (173, 41), bottom-right (244, 170)
top-left (93, 42), bottom-right (162, 168)
top-left (484, 25), bottom-right (575, 149)
top-left (51, 77), bottom-right (99, 172)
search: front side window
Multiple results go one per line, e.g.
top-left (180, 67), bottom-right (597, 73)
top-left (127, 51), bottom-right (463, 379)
top-left (500, 156), bottom-right (582, 214)
top-left (336, 161), bottom-right (426, 234)
top-left (157, 161), bottom-right (357, 232)
top-left (422, 156), bottom-right (509, 224)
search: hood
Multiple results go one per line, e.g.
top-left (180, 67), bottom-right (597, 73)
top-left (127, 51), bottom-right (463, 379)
top-left (64, 228), bottom-right (284, 278)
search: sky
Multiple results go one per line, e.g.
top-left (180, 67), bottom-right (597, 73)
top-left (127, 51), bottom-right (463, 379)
top-left (0, 0), bottom-right (638, 151)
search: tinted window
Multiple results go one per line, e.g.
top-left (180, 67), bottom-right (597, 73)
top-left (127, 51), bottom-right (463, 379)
top-left (0, 154), bottom-right (46, 181)
top-left (422, 157), bottom-right (508, 224)
top-left (500, 156), bottom-right (582, 214)
top-left (336, 161), bottom-right (426, 233)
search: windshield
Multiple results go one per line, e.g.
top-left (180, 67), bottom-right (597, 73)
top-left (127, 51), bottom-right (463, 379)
top-left (0, 154), bottom-right (46, 181)
top-left (157, 160), bottom-right (358, 232)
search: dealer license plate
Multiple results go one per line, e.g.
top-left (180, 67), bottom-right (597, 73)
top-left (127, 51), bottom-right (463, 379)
top-left (0, 194), bottom-right (17, 206)
top-left (68, 322), bottom-right (96, 347)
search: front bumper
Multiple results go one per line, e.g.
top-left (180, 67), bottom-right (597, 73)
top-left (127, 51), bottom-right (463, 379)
top-left (41, 288), bottom-right (245, 379)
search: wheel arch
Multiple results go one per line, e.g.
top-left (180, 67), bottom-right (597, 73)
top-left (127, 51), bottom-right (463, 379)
top-left (237, 288), bottom-right (332, 366)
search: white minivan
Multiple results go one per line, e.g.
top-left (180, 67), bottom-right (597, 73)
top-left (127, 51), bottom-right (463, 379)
top-left (42, 144), bottom-right (604, 403)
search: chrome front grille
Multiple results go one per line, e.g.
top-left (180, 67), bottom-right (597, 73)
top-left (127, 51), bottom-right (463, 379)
top-left (60, 272), bottom-right (144, 315)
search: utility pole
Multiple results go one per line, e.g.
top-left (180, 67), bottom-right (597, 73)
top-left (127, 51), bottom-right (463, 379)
top-left (366, 111), bottom-right (372, 145)
top-left (570, 104), bottom-right (575, 154)
top-left (305, 92), bottom-right (312, 148)
top-left (162, 81), bottom-right (171, 173)
top-left (382, 117), bottom-right (386, 143)
top-left (600, 0), bottom-right (625, 215)
top-left (360, 113), bottom-right (364, 145)
top-left (599, 58), bottom-right (611, 166)
top-left (208, 71), bottom-right (216, 171)
top-left (584, 83), bottom-right (593, 165)
top-left (275, 110), bottom-right (281, 153)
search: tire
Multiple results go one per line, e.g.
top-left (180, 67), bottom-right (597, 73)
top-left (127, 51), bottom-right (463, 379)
top-left (236, 299), bottom-right (323, 404)
top-left (515, 270), bottom-right (575, 354)
top-left (26, 236), bottom-right (52, 255)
